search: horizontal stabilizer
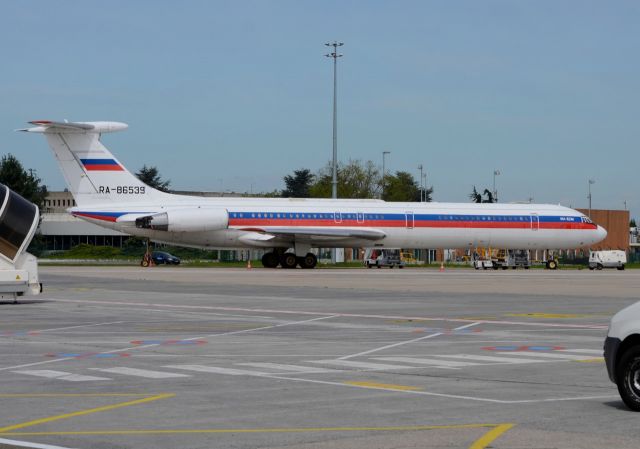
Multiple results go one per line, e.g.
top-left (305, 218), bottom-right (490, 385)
top-left (18, 120), bottom-right (128, 134)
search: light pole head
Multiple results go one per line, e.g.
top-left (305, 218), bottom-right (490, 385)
top-left (589, 179), bottom-right (595, 185)
top-left (494, 169), bottom-right (501, 176)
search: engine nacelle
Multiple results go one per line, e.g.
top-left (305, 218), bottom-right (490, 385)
top-left (135, 208), bottom-right (228, 233)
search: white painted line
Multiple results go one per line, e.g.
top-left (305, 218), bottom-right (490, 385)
top-left (13, 370), bottom-right (110, 382)
top-left (337, 322), bottom-right (481, 360)
top-left (164, 365), bottom-right (269, 376)
top-left (48, 298), bottom-right (609, 329)
top-left (0, 437), bottom-right (79, 449)
top-left (375, 356), bottom-right (478, 368)
top-left (559, 349), bottom-right (603, 355)
top-left (309, 360), bottom-right (418, 371)
top-left (34, 321), bottom-right (125, 334)
top-left (501, 351), bottom-right (599, 360)
top-left (236, 362), bottom-right (341, 373)
top-left (434, 354), bottom-right (547, 364)
top-left (256, 372), bottom-right (618, 404)
top-left (88, 367), bottom-right (191, 379)
top-left (0, 315), bottom-right (337, 373)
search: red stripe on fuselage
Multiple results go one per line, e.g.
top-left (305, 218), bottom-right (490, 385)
top-left (73, 212), bottom-right (118, 222)
top-left (228, 218), bottom-right (596, 230)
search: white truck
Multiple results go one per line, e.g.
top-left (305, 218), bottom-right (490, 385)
top-left (605, 301), bottom-right (640, 411)
top-left (364, 249), bottom-right (405, 269)
top-left (589, 250), bottom-right (626, 270)
top-left (0, 184), bottom-right (41, 303)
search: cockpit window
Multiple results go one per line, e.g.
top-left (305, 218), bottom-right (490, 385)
top-left (581, 216), bottom-right (594, 224)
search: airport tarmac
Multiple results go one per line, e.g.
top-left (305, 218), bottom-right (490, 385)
top-left (1, 267), bottom-right (640, 449)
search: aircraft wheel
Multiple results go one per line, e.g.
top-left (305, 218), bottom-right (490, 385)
top-left (618, 265), bottom-right (626, 271)
top-left (597, 264), bottom-right (603, 271)
top-left (261, 252), bottom-right (279, 268)
top-left (548, 260), bottom-right (558, 270)
top-left (280, 252), bottom-right (298, 269)
top-left (299, 253), bottom-right (317, 269)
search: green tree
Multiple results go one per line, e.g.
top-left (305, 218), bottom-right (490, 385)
top-left (469, 186), bottom-right (494, 203)
top-left (135, 165), bottom-right (170, 192)
top-left (631, 218), bottom-right (637, 228)
top-left (383, 171), bottom-right (433, 202)
top-left (310, 159), bottom-right (381, 199)
top-left (282, 169), bottom-right (314, 198)
top-left (0, 154), bottom-right (48, 209)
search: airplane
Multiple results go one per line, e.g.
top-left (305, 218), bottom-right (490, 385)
top-left (21, 120), bottom-right (607, 269)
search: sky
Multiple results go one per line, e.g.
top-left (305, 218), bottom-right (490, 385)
top-left (1, 1), bottom-right (638, 217)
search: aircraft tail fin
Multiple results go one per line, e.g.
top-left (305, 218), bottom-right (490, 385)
top-left (20, 120), bottom-right (170, 206)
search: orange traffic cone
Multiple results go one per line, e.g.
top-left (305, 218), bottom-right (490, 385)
top-left (439, 262), bottom-right (445, 272)
top-left (247, 259), bottom-right (252, 269)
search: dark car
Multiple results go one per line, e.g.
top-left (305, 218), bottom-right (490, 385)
top-left (151, 251), bottom-right (181, 265)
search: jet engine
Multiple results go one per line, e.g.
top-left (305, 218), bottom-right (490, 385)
top-left (135, 208), bottom-right (228, 233)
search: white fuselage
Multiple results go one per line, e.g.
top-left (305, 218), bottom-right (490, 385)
top-left (70, 196), bottom-right (607, 251)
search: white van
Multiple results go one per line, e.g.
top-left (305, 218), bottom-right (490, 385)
top-left (605, 301), bottom-right (640, 411)
top-left (589, 250), bottom-right (626, 270)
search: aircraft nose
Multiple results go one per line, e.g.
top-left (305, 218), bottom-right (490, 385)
top-left (596, 225), bottom-right (607, 242)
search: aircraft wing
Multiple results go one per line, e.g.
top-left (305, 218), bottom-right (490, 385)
top-left (238, 227), bottom-right (386, 242)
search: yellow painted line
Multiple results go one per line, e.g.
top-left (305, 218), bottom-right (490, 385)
top-left (1, 422), bottom-right (511, 436)
top-left (469, 423), bottom-right (515, 449)
top-left (505, 313), bottom-right (587, 319)
top-left (0, 393), bottom-right (173, 433)
top-left (574, 357), bottom-right (605, 363)
top-left (344, 381), bottom-right (423, 391)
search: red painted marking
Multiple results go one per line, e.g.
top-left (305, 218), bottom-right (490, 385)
top-left (482, 345), bottom-right (566, 351)
top-left (73, 213), bottom-right (119, 222)
top-left (83, 165), bottom-right (124, 171)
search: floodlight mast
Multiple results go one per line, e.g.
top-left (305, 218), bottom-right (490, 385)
top-left (325, 42), bottom-right (343, 200)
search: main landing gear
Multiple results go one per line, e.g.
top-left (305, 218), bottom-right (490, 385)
top-left (261, 250), bottom-right (317, 269)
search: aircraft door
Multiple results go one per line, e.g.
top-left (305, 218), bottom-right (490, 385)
top-left (334, 211), bottom-right (342, 224)
top-left (530, 213), bottom-right (539, 231)
top-left (0, 184), bottom-right (40, 262)
top-left (405, 211), bottom-right (414, 229)
top-left (356, 212), bottom-right (364, 224)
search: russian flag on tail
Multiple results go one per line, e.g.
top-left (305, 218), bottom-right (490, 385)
top-left (80, 158), bottom-right (124, 171)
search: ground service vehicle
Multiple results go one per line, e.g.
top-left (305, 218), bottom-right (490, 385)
top-left (364, 249), bottom-right (405, 268)
top-left (23, 120), bottom-right (607, 269)
top-left (589, 250), bottom-right (626, 270)
top-left (0, 184), bottom-right (41, 302)
top-left (605, 301), bottom-right (640, 411)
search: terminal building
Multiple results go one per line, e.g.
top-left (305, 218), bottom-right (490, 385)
top-left (39, 191), bottom-right (635, 262)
